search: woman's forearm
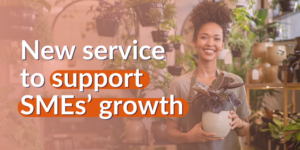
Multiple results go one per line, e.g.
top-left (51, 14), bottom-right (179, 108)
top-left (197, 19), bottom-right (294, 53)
top-left (166, 128), bottom-right (190, 144)
top-left (236, 121), bottom-right (249, 137)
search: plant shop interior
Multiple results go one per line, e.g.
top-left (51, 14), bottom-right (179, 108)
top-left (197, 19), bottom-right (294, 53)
top-left (1, 0), bottom-right (300, 150)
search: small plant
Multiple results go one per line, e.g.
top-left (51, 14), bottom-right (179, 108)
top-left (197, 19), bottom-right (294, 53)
top-left (190, 76), bottom-right (244, 113)
top-left (228, 25), bottom-right (252, 57)
top-left (87, 0), bottom-right (125, 20)
top-left (168, 35), bottom-right (185, 44)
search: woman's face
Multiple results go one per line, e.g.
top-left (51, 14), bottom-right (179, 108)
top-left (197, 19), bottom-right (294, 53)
top-left (193, 22), bottom-right (224, 62)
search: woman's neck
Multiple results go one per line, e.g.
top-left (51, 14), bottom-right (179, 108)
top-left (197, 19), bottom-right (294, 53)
top-left (197, 59), bottom-right (218, 78)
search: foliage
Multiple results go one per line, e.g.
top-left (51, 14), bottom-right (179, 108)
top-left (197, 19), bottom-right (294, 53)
top-left (246, 9), bottom-right (280, 42)
top-left (87, 0), bottom-right (125, 20)
top-left (190, 76), bottom-right (244, 113)
top-left (232, 7), bottom-right (251, 31)
top-left (0, 87), bottom-right (44, 150)
top-left (168, 35), bottom-right (185, 44)
top-left (228, 25), bottom-right (252, 53)
top-left (0, 0), bottom-right (53, 68)
top-left (124, 0), bottom-right (176, 31)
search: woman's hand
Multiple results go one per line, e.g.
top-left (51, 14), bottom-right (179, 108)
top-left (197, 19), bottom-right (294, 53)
top-left (229, 110), bottom-right (243, 130)
top-left (186, 122), bottom-right (224, 143)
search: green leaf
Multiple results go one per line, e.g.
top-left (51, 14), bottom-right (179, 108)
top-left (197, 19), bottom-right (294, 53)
top-left (273, 118), bottom-right (284, 129)
top-left (37, 0), bottom-right (52, 12)
top-left (297, 132), bottom-right (300, 141)
top-left (149, 59), bottom-right (167, 69)
top-left (284, 132), bottom-right (296, 141)
top-left (260, 128), bottom-right (270, 132)
top-left (284, 123), bottom-right (300, 132)
top-left (257, 9), bottom-right (268, 26)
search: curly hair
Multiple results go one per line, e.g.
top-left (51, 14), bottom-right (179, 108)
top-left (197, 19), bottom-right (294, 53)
top-left (190, 1), bottom-right (232, 42)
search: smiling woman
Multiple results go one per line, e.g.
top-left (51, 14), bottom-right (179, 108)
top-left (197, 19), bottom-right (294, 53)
top-left (166, 1), bottom-right (251, 150)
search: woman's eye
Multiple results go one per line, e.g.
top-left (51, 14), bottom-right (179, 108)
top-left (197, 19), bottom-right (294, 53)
top-left (201, 36), bottom-right (207, 40)
top-left (215, 38), bottom-right (221, 41)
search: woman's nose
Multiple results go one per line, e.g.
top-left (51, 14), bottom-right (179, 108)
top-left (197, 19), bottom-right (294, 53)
top-left (206, 38), bottom-right (214, 47)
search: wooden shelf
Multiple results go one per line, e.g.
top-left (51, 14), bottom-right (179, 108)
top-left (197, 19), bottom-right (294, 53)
top-left (245, 70), bottom-right (299, 150)
top-left (122, 141), bottom-right (176, 146)
top-left (245, 83), bottom-right (283, 89)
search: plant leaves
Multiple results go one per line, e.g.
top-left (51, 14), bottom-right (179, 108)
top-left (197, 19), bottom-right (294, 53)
top-left (226, 90), bottom-right (242, 107)
top-left (257, 9), bottom-right (268, 26)
top-left (284, 123), bottom-right (300, 132)
top-left (225, 83), bottom-right (245, 89)
top-left (273, 118), bottom-right (284, 129)
top-left (211, 76), bottom-right (234, 90)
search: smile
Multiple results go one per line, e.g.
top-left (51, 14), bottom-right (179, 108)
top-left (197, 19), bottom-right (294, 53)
top-left (203, 49), bottom-right (216, 55)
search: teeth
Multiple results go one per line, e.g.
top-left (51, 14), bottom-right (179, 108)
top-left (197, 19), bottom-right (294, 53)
top-left (205, 50), bottom-right (215, 53)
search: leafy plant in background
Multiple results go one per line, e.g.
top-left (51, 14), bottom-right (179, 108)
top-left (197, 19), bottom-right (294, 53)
top-left (283, 116), bottom-right (300, 149)
top-left (168, 35), bottom-right (185, 44)
top-left (0, 87), bottom-right (44, 150)
top-left (246, 9), bottom-right (280, 42)
top-left (87, 0), bottom-right (125, 20)
top-left (124, 0), bottom-right (176, 27)
top-left (228, 24), bottom-right (252, 57)
top-left (190, 76), bottom-right (244, 113)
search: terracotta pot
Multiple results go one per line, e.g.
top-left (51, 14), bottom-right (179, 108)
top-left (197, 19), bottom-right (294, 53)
top-left (125, 118), bottom-right (146, 143)
top-left (95, 19), bottom-right (120, 37)
top-left (151, 121), bottom-right (168, 142)
top-left (295, 37), bottom-right (300, 55)
top-left (252, 43), bottom-right (267, 59)
top-left (248, 69), bottom-right (263, 83)
top-left (267, 66), bottom-right (282, 83)
top-left (267, 46), bottom-right (286, 66)
top-left (202, 111), bottom-right (231, 138)
top-left (134, 3), bottom-right (163, 27)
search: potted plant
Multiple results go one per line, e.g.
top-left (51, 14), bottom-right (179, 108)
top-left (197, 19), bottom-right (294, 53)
top-left (167, 54), bottom-right (183, 76)
top-left (270, 0), bottom-right (297, 13)
top-left (124, 0), bottom-right (175, 28)
top-left (228, 25), bottom-right (251, 57)
top-left (190, 76), bottom-right (244, 137)
top-left (87, 0), bottom-right (124, 37)
top-left (151, 4), bottom-right (176, 43)
top-left (168, 35), bottom-right (185, 50)
top-left (0, 0), bottom-right (51, 41)
top-left (161, 42), bottom-right (174, 52)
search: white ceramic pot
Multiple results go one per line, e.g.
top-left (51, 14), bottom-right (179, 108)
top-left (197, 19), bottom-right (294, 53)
top-left (124, 118), bottom-right (146, 143)
top-left (202, 111), bottom-right (231, 138)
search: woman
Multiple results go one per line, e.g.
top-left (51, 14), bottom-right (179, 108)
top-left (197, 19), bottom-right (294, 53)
top-left (166, 1), bottom-right (251, 150)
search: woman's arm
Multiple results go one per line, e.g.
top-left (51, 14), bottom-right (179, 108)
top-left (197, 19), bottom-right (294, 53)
top-left (166, 118), bottom-right (224, 144)
top-left (229, 110), bottom-right (250, 137)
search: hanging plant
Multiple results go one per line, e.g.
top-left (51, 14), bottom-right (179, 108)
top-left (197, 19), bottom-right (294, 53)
top-left (0, 0), bottom-right (51, 41)
top-left (87, 0), bottom-right (125, 37)
top-left (168, 35), bottom-right (185, 50)
top-left (124, 0), bottom-right (176, 27)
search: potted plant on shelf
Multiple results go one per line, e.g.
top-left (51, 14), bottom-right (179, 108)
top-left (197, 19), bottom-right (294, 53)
top-left (168, 35), bottom-right (185, 50)
top-left (87, 0), bottom-right (124, 37)
top-left (167, 54), bottom-right (183, 76)
top-left (270, 0), bottom-right (298, 13)
top-left (190, 76), bottom-right (244, 137)
top-left (0, 0), bottom-right (51, 41)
